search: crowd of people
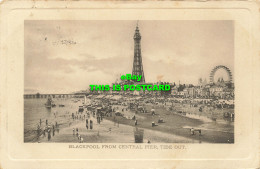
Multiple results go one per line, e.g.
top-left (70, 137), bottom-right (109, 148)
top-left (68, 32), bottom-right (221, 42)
top-left (36, 118), bottom-right (60, 142)
top-left (33, 95), bottom-right (234, 143)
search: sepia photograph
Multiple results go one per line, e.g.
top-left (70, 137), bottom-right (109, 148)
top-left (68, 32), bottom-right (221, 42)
top-left (1, 1), bottom-right (259, 168)
top-left (24, 20), bottom-right (235, 143)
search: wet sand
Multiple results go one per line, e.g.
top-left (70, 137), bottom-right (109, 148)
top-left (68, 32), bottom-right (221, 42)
top-left (38, 115), bottom-right (201, 143)
top-left (105, 104), bottom-right (234, 143)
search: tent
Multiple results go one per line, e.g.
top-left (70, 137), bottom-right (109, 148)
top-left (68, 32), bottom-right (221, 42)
top-left (96, 95), bottom-right (105, 99)
top-left (111, 95), bottom-right (122, 100)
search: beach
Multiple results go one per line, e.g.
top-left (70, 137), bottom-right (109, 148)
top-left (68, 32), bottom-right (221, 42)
top-left (24, 97), bottom-right (234, 143)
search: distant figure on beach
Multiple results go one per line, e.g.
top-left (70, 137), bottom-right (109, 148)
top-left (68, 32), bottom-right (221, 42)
top-left (135, 120), bottom-right (138, 126)
top-left (46, 119), bottom-right (48, 125)
top-left (152, 122), bottom-right (157, 127)
top-left (151, 109), bottom-right (155, 116)
top-left (90, 120), bottom-right (93, 129)
top-left (76, 128), bottom-right (78, 136)
top-left (48, 129), bottom-right (51, 141)
top-left (158, 118), bottom-right (164, 123)
top-left (73, 128), bottom-right (75, 135)
top-left (53, 128), bottom-right (55, 136)
top-left (86, 119), bottom-right (88, 129)
top-left (40, 119), bottom-right (42, 126)
top-left (190, 128), bottom-right (195, 135)
top-left (37, 125), bottom-right (40, 139)
top-left (43, 127), bottom-right (46, 137)
top-left (97, 116), bottom-right (100, 124)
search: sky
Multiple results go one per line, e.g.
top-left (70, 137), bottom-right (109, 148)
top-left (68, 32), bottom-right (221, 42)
top-left (24, 20), bottom-right (234, 94)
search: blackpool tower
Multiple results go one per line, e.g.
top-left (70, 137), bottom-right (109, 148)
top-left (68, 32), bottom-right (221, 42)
top-left (132, 22), bottom-right (145, 83)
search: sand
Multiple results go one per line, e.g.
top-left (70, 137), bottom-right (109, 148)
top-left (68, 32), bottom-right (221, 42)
top-left (32, 99), bottom-right (233, 143)
top-left (38, 113), bottom-right (202, 143)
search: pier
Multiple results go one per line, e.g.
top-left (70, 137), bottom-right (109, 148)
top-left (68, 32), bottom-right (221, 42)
top-left (24, 93), bottom-right (85, 99)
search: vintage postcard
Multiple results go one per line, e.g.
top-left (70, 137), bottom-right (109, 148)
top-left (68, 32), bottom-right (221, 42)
top-left (0, 1), bottom-right (259, 169)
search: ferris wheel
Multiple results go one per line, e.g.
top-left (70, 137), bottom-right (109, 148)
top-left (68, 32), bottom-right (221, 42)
top-left (209, 65), bottom-right (233, 83)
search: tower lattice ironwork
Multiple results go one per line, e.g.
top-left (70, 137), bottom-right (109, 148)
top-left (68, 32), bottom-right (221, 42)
top-left (132, 23), bottom-right (145, 83)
